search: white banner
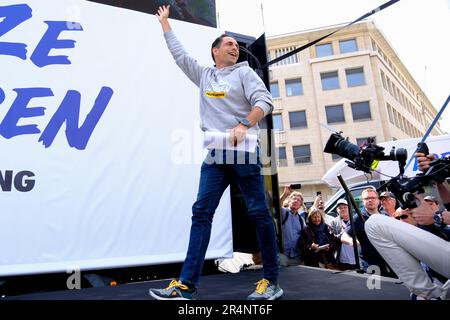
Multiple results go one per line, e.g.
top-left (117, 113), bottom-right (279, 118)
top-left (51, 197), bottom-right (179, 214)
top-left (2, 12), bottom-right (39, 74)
top-left (0, 0), bottom-right (233, 276)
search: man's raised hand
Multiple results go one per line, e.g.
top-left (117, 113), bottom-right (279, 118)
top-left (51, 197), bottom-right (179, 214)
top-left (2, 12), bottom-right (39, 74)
top-left (156, 5), bottom-right (171, 32)
top-left (156, 5), bottom-right (170, 23)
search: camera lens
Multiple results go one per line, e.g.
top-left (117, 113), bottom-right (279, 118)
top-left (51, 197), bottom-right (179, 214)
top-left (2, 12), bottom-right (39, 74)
top-left (324, 133), bottom-right (360, 161)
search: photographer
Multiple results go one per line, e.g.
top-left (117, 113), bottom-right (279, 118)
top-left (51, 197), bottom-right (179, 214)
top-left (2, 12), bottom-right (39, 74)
top-left (414, 152), bottom-right (450, 237)
top-left (365, 152), bottom-right (449, 300)
top-left (416, 151), bottom-right (450, 206)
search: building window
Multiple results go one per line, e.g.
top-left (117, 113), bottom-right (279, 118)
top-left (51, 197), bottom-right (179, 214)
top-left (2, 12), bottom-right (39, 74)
top-left (346, 67), bottom-right (365, 87)
top-left (393, 85), bottom-right (399, 101)
top-left (371, 39), bottom-right (378, 52)
top-left (380, 70), bottom-right (387, 90)
top-left (387, 77), bottom-right (393, 95)
top-left (277, 147), bottom-right (288, 167)
top-left (270, 82), bottom-right (280, 98)
top-left (273, 114), bottom-right (283, 131)
top-left (339, 39), bottom-right (358, 54)
top-left (285, 78), bottom-right (303, 96)
top-left (387, 103), bottom-right (394, 124)
top-left (289, 111), bottom-right (307, 129)
top-left (325, 104), bottom-right (345, 123)
top-left (321, 71), bottom-right (340, 90)
top-left (274, 46), bottom-right (298, 66)
top-left (407, 121), bottom-right (412, 136)
top-left (315, 43), bottom-right (333, 57)
top-left (393, 110), bottom-right (400, 128)
top-left (293, 145), bottom-right (311, 164)
top-left (400, 115), bottom-right (406, 132)
top-left (351, 101), bottom-right (371, 121)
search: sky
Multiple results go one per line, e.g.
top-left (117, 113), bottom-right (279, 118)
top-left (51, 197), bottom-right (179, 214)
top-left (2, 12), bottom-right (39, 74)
top-left (215, 0), bottom-right (450, 134)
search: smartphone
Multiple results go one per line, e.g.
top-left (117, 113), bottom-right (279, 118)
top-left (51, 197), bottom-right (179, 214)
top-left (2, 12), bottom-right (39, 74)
top-left (290, 183), bottom-right (302, 189)
top-left (316, 191), bottom-right (322, 196)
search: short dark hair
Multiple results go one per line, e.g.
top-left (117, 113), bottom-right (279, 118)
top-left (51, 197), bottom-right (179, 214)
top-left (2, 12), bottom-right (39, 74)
top-left (211, 34), bottom-right (229, 63)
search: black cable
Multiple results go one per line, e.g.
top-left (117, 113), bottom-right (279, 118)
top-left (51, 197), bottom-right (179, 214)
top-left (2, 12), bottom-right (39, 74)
top-left (239, 45), bottom-right (263, 78)
top-left (261, 0), bottom-right (400, 69)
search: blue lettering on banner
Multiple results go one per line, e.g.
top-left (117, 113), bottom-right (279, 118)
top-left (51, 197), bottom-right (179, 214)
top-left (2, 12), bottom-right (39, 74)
top-left (0, 4), bottom-right (83, 66)
top-left (0, 3), bottom-right (115, 150)
top-left (0, 87), bottom-right (5, 104)
top-left (31, 21), bottom-right (83, 68)
top-left (0, 4), bottom-right (32, 60)
top-left (0, 87), bottom-right (114, 150)
top-left (0, 87), bottom-right (53, 137)
top-left (39, 87), bottom-right (113, 149)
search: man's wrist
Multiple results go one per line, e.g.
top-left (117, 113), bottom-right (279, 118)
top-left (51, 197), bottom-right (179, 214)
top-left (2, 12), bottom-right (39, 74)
top-left (237, 118), bottom-right (252, 128)
top-left (433, 211), bottom-right (444, 227)
top-left (442, 211), bottom-right (449, 225)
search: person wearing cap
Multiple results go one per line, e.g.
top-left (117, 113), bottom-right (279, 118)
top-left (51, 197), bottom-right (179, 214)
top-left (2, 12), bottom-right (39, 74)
top-left (379, 191), bottom-right (397, 217)
top-left (364, 152), bottom-right (450, 300)
top-left (424, 195), bottom-right (440, 213)
top-left (329, 198), bottom-right (360, 270)
top-left (329, 199), bottom-right (351, 236)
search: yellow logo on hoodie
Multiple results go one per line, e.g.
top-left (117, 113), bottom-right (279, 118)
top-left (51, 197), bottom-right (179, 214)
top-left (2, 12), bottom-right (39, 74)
top-left (205, 91), bottom-right (226, 98)
top-left (205, 81), bottom-right (230, 99)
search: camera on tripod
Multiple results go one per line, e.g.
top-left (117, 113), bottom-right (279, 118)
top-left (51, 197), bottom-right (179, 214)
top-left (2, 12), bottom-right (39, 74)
top-left (324, 132), bottom-right (450, 209)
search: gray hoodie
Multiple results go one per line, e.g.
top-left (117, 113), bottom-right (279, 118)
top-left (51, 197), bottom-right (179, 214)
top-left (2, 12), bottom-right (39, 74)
top-left (163, 30), bottom-right (273, 136)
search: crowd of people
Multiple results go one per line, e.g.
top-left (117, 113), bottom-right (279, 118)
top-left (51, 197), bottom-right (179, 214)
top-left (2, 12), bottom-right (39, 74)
top-left (277, 152), bottom-right (449, 300)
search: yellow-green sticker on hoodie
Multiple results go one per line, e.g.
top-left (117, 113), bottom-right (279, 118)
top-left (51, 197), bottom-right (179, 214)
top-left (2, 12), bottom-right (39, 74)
top-left (205, 81), bottom-right (230, 98)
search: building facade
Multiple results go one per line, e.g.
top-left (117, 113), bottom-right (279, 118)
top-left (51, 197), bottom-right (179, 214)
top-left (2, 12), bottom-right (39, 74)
top-left (266, 20), bottom-right (444, 205)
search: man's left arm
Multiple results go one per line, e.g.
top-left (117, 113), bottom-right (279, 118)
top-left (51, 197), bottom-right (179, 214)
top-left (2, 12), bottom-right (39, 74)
top-left (230, 107), bottom-right (265, 146)
top-left (411, 197), bottom-right (441, 226)
top-left (242, 68), bottom-right (273, 118)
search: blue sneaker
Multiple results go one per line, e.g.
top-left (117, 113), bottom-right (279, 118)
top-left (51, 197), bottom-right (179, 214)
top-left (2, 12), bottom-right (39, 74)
top-left (149, 279), bottom-right (196, 300)
top-left (247, 279), bottom-right (283, 300)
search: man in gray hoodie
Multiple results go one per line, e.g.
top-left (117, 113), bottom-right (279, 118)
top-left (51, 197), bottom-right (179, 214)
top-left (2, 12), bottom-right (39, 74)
top-left (149, 5), bottom-right (282, 300)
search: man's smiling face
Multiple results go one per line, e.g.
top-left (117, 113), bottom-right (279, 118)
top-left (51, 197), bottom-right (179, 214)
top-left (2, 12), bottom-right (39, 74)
top-left (213, 36), bottom-right (239, 67)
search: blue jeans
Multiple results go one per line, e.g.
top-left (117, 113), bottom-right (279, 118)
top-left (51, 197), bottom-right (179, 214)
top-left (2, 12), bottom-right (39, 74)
top-left (180, 148), bottom-right (280, 287)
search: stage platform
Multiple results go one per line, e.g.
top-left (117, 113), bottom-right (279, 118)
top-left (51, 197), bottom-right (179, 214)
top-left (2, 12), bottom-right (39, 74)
top-left (5, 265), bottom-right (409, 300)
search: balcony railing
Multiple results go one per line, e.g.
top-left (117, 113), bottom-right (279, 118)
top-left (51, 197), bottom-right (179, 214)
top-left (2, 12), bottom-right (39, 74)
top-left (274, 131), bottom-right (286, 144)
top-left (273, 99), bottom-right (283, 110)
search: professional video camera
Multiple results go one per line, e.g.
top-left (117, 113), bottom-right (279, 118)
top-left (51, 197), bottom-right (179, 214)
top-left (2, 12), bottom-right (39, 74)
top-left (324, 132), bottom-right (450, 209)
top-left (324, 133), bottom-right (408, 174)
